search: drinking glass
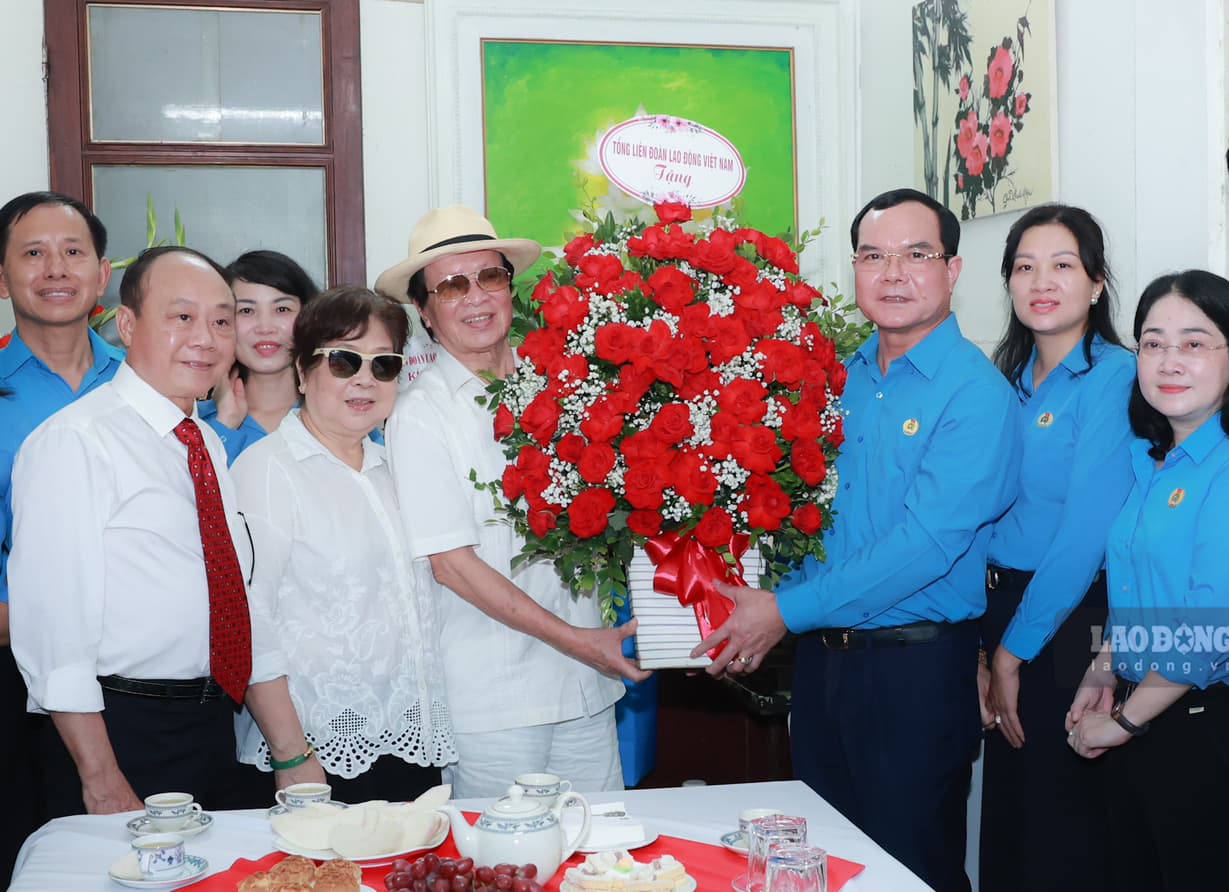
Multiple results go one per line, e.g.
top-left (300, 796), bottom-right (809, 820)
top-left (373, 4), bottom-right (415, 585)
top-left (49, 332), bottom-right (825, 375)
top-left (765, 842), bottom-right (828, 892)
top-left (745, 815), bottom-right (808, 892)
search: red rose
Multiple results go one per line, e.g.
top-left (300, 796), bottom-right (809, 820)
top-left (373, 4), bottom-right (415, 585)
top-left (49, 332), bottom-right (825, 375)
top-left (546, 353), bottom-right (590, 387)
top-left (518, 327), bottom-right (567, 373)
top-left (757, 340), bottom-right (806, 385)
top-left (627, 509), bottom-right (664, 537)
top-left (624, 464), bottom-right (667, 510)
top-left (527, 507), bottom-right (558, 538)
top-left (628, 224), bottom-right (695, 261)
top-left (987, 44), bottom-right (1014, 100)
top-left (90, 304), bottom-right (105, 318)
top-left (595, 323), bottom-right (643, 365)
top-left (568, 488), bottom-right (616, 538)
top-left (516, 445), bottom-right (551, 490)
top-left (741, 476), bottom-right (792, 532)
top-left (520, 391), bottom-right (562, 446)
top-left (799, 364), bottom-right (829, 407)
top-left (790, 438), bottom-right (828, 486)
top-left (702, 413), bottom-right (741, 460)
top-left (734, 280), bottom-right (784, 313)
top-left (646, 266), bottom-right (696, 314)
top-left (614, 364), bottom-right (656, 405)
top-left (827, 418), bottom-right (846, 450)
top-left (690, 237), bottom-right (738, 275)
top-left (651, 334), bottom-right (707, 389)
top-left (706, 315), bottom-right (752, 364)
top-left (541, 285), bottom-right (590, 332)
top-left (733, 228), bottom-right (765, 251)
top-left (501, 465), bottom-right (523, 501)
top-left (988, 111), bottom-right (1012, 159)
top-left (578, 442), bottom-right (617, 484)
top-left (677, 303), bottom-right (714, 339)
top-left (621, 430), bottom-right (671, 468)
top-left (784, 281), bottom-right (823, 310)
top-left (781, 399), bottom-right (823, 441)
top-left (557, 433), bottom-right (587, 464)
top-left (791, 502), bottom-right (823, 535)
top-left (671, 451), bottom-right (717, 507)
top-left (576, 254), bottom-right (625, 292)
top-left (723, 257), bottom-right (761, 292)
top-left (757, 236), bottom-right (799, 274)
top-left (649, 403), bottom-right (694, 445)
top-left (655, 202), bottom-right (692, 224)
top-left (742, 306), bottom-right (784, 340)
top-left (563, 234), bottom-right (597, 265)
top-left (717, 379), bottom-right (768, 424)
top-left (730, 425), bottom-right (783, 474)
top-left (580, 397), bottom-right (625, 443)
top-left (677, 369), bottom-right (723, 401)
top-left (493, 403), bottom-right (514, 440)
top-left (693, 507), bottom-right (734, 548)
top-left (531, 272), bottom-right (556, 307)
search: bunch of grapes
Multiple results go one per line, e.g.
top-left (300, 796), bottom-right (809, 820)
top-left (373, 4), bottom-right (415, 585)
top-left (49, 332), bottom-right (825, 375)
top-left (384, 854), bottom-right (545, 892)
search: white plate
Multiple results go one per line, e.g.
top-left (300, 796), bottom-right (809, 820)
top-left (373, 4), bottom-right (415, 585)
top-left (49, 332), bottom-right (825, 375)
top-left (272, 812), bottom-right (449, 867)
top-left (126, 813), bottom-right (214, 838)
top-left (576, 824), bottom-right (660, 853)
top-left (267, 800), bottom-right (348, 818)
top-left (563, 877), bottom-right (695, 892)
top-left (721, 829), bottom-right (750, 855)
top-left (108, 854), bottom-right (208, 889)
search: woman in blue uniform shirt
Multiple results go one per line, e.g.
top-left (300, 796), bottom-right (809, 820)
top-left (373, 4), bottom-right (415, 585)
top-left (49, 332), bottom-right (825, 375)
top-left (1067, 269), bottom-right (1229, 889)
top-left (979, 205), bottom-right (1135, 891)
top-left (200, 250), bottom-right (318, 463)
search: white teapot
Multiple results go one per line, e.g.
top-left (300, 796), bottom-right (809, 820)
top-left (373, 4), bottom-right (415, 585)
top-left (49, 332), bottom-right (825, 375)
top-left (440, 784), bottom-right (591, 879)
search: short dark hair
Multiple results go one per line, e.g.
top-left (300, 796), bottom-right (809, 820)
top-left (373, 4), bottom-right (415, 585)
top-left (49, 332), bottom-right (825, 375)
top-left (118, 245), bottom-right (233, 315)
top-left (406, 252), bottom-right (515, 313)
top-left (293, 287), bottom-right (411, 374)
top-left (226, 249), bottom-right (319, 302)
top-left (0, 191), bottom-right (107, 260)
top-left (849, 187), bottom-right (961, 257)
top-left (1128, 269), bottom-right (1229, 458)
top-left (993, 204), bottom-right (1125, 384)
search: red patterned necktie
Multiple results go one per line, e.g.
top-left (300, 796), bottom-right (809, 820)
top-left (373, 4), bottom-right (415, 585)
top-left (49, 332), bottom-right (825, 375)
top-left (174, 418), bottom-right (251, 704)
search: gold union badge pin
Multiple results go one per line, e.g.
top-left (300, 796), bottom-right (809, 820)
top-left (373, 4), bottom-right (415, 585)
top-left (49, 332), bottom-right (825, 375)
top-left (1037, 412), bottom-right (1054, 427)
top-left (903, 418), bottom-right (920, 436)
top-left (1168, 488), bottom-right (1185, 508)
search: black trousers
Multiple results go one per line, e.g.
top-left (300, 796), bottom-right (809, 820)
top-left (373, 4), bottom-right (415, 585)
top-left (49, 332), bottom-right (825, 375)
top-left (42, 688), bottom-right (253, 818)
top-left (979, 569), bottom-right (1110, 892)
top-left (0, 646), bottom-right (42, 888)
top-left (327, 754), bottom-right (442, 804)
top-left (1104, 682), bottom-right (1229, 891)
top-left (790, 621), bottom-right (981, 892)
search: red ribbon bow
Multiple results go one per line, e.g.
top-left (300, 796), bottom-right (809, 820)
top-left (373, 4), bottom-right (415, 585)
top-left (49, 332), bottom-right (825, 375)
top-left (643, 532), bottom-right (751, 660)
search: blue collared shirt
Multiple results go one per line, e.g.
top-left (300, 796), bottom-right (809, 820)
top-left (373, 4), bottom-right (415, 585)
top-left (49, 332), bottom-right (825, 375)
top-left (0, 328), bottom-right (124, 603)
top-left (1106, 414), bottom-right (1229, 688)
top-left (990, 337), bottom-right (1136, 660)
top-left (776, 314), bottom-right (1021, 631)
top-left (198, 399), bottom-right (269, 465)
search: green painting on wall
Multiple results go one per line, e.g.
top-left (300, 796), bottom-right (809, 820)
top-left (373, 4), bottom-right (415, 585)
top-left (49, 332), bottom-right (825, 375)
top-left (482, 40), bottom-right (797, 266)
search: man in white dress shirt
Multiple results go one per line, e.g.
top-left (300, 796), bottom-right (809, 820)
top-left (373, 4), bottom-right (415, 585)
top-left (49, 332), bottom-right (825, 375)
top-left (9, 246), bottom-right (322, 816)
top-left (377, 207), bottom-right (649, 798)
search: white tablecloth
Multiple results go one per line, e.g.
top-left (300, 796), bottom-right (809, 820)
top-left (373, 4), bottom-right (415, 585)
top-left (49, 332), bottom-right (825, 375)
top-left (11, 781), bottom-right (931, 891)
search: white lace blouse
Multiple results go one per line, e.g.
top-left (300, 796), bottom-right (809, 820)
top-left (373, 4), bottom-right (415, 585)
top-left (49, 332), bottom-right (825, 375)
top-left (231, 410), bottom-right (455, 778)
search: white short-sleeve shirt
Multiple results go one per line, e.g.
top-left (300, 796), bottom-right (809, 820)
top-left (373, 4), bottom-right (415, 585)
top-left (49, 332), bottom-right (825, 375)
top-left (386, 349), bottom-right (623, 734)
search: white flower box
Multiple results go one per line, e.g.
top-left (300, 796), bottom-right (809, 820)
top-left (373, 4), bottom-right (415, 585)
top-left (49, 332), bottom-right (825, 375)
top-left (629, 545), bottom-right (763, 669)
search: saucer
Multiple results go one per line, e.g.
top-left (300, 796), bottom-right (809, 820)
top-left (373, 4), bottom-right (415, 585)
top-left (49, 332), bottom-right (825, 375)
top-left (126, 812), bottom-right (213, 838)
top-left (576, 824), bottom-right (660, 853)
top-left (267, 800), bottom-right (348, 817)
top-left (721, 829), bottom-right (750, 855)
top-left (108, 854), bottom-right (208, 889)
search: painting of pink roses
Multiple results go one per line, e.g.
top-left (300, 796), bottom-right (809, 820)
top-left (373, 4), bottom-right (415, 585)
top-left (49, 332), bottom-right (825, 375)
top-left (912, 0), bottom-right (1055, 220)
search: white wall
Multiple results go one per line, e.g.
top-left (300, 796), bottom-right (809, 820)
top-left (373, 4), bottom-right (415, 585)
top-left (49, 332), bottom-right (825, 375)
top-left (858, 0), bottom-right (1227, 353)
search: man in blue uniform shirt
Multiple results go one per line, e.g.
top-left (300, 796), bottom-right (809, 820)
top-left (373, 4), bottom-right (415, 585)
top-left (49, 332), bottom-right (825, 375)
top-left (697, 188), bottom-right (1021, 892)
top-left (0, 191), bottom-right (122, 885)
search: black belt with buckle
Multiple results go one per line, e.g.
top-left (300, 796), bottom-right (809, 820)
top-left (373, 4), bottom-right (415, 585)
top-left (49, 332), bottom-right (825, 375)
top-left (98, 675), bottom-right (227, 702)
top-left (818, 620), bottom-right (963, 650)
top-left (986, 565), bottom-right (1035, 590)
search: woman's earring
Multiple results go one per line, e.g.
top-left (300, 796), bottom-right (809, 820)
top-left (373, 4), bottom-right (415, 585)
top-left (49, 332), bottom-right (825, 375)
top-left (1091, 290), bottom-right (1101, 305)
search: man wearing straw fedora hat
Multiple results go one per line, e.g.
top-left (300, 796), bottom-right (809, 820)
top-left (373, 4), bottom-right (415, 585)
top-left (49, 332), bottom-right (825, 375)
top-left (377, 206), bottom-right (649, 798)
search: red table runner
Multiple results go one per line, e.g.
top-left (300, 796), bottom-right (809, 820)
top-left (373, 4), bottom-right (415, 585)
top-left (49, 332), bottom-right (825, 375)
top-left (185, 820), bottom-right (865, 891)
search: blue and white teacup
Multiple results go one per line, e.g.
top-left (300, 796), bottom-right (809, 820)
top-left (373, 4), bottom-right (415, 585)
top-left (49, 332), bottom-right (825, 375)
top-left (132, 833), bottom-right (186, 878)
top-left (144, 792), bottom-right (202, 832)
top-left (514, 772), bottom-right (573, 809)
top-left (275, 782), bottom-right (332, 810)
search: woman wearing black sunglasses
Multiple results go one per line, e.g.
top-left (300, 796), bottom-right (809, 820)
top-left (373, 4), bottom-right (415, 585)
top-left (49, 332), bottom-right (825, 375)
top-left (229, 287), bottom-right (456, 802)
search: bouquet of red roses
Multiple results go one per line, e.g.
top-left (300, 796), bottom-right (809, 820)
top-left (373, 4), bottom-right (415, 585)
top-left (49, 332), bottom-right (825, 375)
top-left (480, 202), bottom-right (853, 632)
